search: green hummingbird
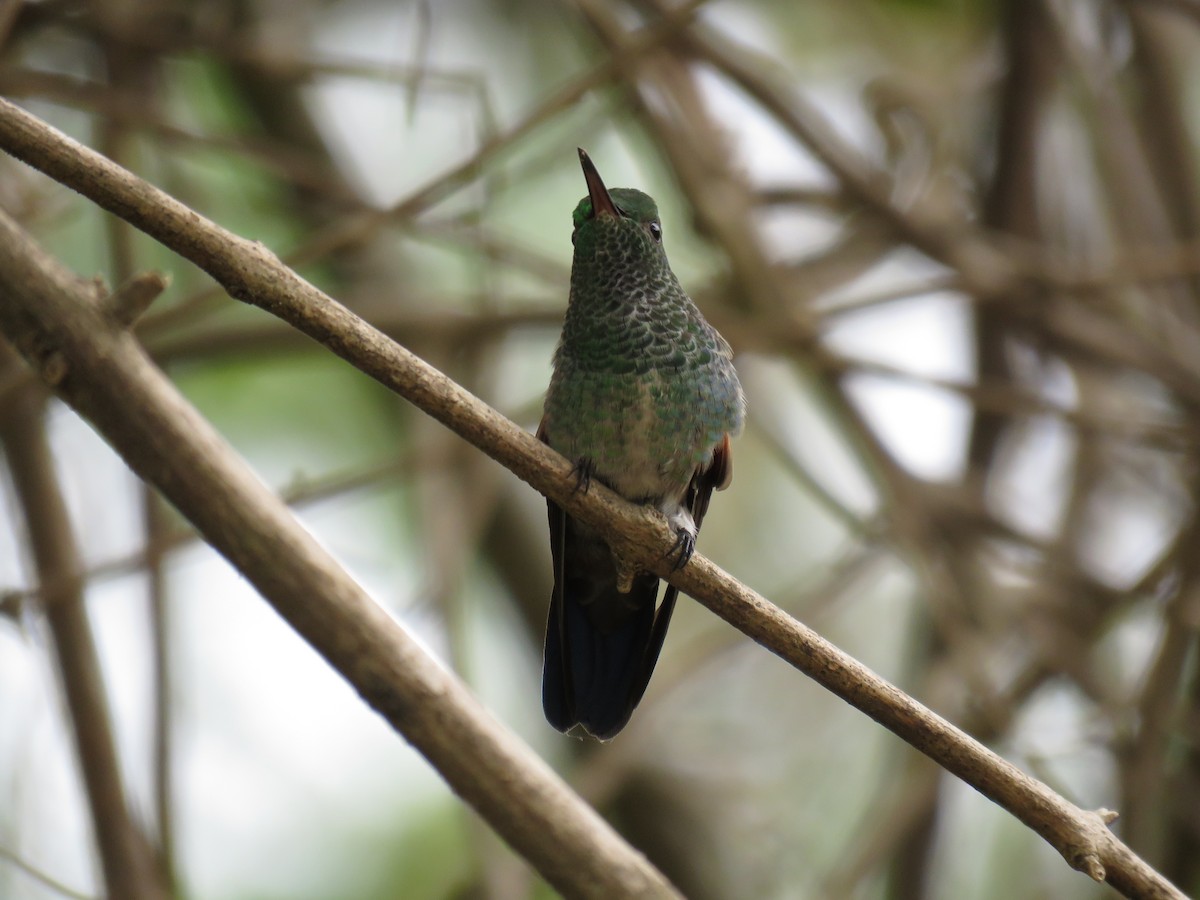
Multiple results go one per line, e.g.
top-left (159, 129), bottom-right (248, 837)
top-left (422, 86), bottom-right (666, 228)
top-left (537, 149), bottom-right (745, 739)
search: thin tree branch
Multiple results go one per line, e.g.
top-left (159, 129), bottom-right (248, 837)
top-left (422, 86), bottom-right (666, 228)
top-left (0, 96), bottom-right (1187, 900)
top-left (968, 0), bottom-right (1055, 491)
top-left (0, 373), bottom-right (167, 900)
top-left (142, 484), bottom-right (177, 895)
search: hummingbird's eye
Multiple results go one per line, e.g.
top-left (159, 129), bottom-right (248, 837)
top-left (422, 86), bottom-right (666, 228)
top-left (648, 222), bottom-right (663, 243)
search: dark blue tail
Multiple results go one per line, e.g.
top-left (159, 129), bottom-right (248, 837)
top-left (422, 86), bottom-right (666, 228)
top-left (542, 501), bottom-right (675, 740)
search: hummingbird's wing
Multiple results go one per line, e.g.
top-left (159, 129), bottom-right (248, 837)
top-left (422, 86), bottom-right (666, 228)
top-left (632, 432), bottom-right (734, 708)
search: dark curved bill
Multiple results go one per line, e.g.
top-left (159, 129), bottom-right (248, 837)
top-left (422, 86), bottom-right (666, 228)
top-left (577, 147), bottom-right (620, 219)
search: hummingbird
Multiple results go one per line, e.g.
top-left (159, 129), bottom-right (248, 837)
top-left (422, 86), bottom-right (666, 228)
top-left (537, 149), bottom-right (745, 739)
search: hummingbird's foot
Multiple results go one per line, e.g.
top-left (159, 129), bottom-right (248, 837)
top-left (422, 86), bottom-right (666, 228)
top-left (570, 457), bottom-right (596, 494)
top-left (661, 506), bottom-right (698, 571)
top-left (665, 527), bottom-right (696, 571)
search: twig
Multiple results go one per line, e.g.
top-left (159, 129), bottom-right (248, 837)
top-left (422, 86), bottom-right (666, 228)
top-left (0, 843), bottom-right (95, 900)
top-left (101, 269), bottom-right (170, 326)
top-left (0, 96), bottom-right (1188, 900)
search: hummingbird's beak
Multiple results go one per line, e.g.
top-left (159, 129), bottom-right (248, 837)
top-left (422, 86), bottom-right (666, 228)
top-left (578, 148), bottom-right (620, 219)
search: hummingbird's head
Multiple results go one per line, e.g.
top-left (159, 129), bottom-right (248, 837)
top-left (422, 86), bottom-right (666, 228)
top-left (571, 148), bottom-right (665, 261)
